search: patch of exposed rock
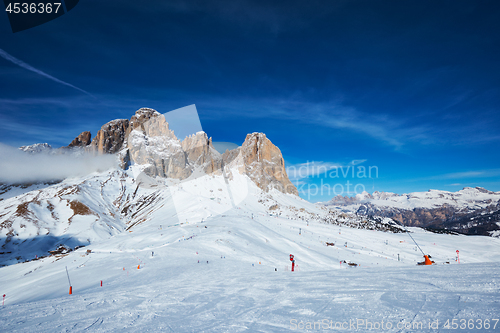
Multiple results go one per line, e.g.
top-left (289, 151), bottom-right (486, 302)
top-left (67, 131), bottom-right (92, 148)
top-left (89, 119), bottom-right (130, 155)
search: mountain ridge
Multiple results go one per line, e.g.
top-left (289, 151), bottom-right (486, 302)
top-left (15, 108), bottom-right (298, 196)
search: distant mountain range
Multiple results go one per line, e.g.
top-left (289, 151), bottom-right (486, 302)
top-left (19, 143), bottom-right (52, 154)
top-left (324, 187), bottom-right (500, 236)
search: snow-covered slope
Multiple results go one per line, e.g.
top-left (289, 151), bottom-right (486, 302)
top-left (0, 167), bottom-right (404, 267)
top-left (1, 169), bottom-right (500, 332)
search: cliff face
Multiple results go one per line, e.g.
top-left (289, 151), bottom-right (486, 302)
top-left (223, 133), bottom-right (298, 195)
top-left (124, 111), bottom-right (190, 179)
top-left (89, 119), bottom-right (130, 155)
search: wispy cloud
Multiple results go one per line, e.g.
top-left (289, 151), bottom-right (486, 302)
top-left (199, 95), bottom-right (500, 150)
top-left (410, 168), bottom-right (500, 183)
top-left (200, 97), bottom-right (431, 149)
top-left (436, 169), bottom-right (500, 180)
top-left (0, 48), bottom-right (93, 97)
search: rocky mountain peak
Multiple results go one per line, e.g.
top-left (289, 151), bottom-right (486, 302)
top-left (128, 108), bottom-right (162, 131)
top-left (46, 108), bottom-right (297, 196)
top-left (67, 131), bottom-right (91, 148)
top-left (473, 187), bottom-right (495, 194)
top-left (225, 132), bottom-right (298, 195)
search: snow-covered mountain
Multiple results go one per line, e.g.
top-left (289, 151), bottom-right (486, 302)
top-left (19, 143), bottom-right (52, 154)
top-left (324, 187), bottom-right (500, 236)
top-left (2, 107), bottom-right (500, 331)
top-left (1, 107), bottom-right (404, 266)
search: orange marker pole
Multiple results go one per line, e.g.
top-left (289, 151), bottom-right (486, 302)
top-left (69, 286), bottom-right (72, 295)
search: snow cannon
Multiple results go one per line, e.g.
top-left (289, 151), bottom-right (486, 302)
top-left (417, 255), bottom-right (435, 265)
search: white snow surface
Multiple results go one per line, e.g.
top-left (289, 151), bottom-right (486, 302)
top-left (1, 170), bottom-right (500, 332)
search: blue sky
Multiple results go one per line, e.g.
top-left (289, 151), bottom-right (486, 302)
top-left (0, 0), bottom-right (499, 201)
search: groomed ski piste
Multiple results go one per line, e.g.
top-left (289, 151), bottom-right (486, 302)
top-left (1, 168), bottom-right (500, 332)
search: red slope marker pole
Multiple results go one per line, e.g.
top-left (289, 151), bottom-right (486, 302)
top-left (2, 294), bottom-right (5, 306)
top-left (101, 280), bottom-right (103, 287)
top-left (65, 266), bottom-right (72, 295)
top-left (456, 250), bottom-right (460, 264)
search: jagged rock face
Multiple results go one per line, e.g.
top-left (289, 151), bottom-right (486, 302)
top-left (224, 133), bottom-right (298, 195)
top-left (125, 113), bottom-right (191, 180)
top-left (89, 119), bottom-right (129, 154)
top-left (118, 108), bottom-right (164, 169)
top-left (68, 131), bottom-right (91, 148)
top-left (124, 108), bottom-right (162, 139)
top-left (181, 132), bottom-right (223, 175)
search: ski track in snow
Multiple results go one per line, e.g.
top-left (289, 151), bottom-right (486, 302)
top-left (3, 264), bottom-right (499, 332)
